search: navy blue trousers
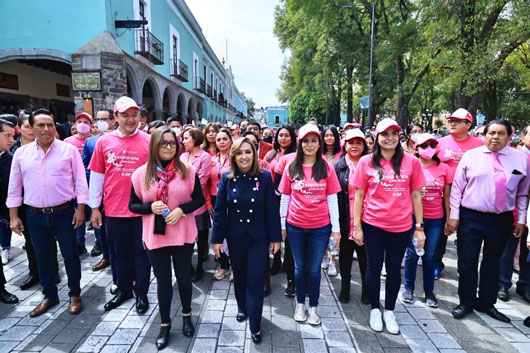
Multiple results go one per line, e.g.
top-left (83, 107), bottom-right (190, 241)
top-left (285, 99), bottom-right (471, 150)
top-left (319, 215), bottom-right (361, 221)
top-left (106, 217), bottom-right (151, 297)
top-left (227, 235), bottom-right (268, 334)
top-left (457, 207), bottom-right (512, 308)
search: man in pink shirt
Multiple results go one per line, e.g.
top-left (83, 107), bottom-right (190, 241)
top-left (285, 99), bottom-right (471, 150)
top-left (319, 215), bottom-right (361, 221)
top-left (88, 96), bottom-right (151, 314)
top-left (7, 108), bottom-right (88, 317)
top-left (434, 108), bottom-right (484, 279)
top-left (448, 119), bottom-right (530, 323)
top-left (65, 112), bottom-right (94, 255)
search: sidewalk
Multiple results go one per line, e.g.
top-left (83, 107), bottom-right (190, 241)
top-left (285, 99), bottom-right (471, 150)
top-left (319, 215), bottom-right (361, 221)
top-left (0, 231), bottom-right (529, 352)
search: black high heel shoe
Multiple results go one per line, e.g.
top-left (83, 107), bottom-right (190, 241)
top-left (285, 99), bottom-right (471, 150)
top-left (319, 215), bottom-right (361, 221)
top-left (183, 315), bottom-right (194, 337)
top-left (236, 312), bottom-right (248, 322)
top-left (251, 331), bottom-right (261, 344)
top-left (156, 325), bottom-right (171, 350)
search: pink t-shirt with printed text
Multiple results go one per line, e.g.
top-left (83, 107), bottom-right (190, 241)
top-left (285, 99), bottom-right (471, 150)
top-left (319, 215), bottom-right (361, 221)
top-left (438, 135), bottom-right (483, 174)
top-left (88, 130), bottom-right (150, 217)
top-left (353, 153), bottom-right (425, 233)
top-left (64, 135), bottom-right (92, 155)
top-left (421, 162), bottom-right (453, 219)
top-left (279, 161), bottom-right (341, 229)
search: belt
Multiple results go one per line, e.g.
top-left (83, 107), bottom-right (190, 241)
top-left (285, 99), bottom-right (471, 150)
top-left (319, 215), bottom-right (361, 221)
top-left (26, 200), bottom-right (74, 215)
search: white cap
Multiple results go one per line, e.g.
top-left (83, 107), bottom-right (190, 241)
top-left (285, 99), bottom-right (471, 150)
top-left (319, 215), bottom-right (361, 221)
top-left (298, 124), bottom-right (321, 141)
top-left (374, 118), bottom-right (402, 138)
top-left (344, 128), bottom-right (366, 142)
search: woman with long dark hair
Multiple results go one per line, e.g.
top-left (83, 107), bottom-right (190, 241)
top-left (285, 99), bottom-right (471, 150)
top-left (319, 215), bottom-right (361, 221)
top-left (181, 127), bottom-right (213, 282)
top-left (401, 133), bottom-right (452, 308)
top-left (264, 125), bottom-right (297, 275)
top-left (279, 124), bottom-right (341, 326)
top-left (402, 123), bottom-right (423, 154)
top-left (212, 137), bottom-right (281, 343)
top-left (352, 118), bottom-right (425, 335)
top-left (322, 126), bottom-right (342, 163)
top-left (129, 128), bottom-right (204, 349)
top-left (206, 128), bottom-right (233, 280)
top-left (334, 129), bottom-right (369, 304)
top-left (202, 123), bottom-right (220, 156)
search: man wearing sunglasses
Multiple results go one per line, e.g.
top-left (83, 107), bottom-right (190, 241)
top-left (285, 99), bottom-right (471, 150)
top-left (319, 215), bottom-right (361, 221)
top-left (0, 118), bottom-right (18, 304)
top-left (434, 109), bottom-right (484, 279)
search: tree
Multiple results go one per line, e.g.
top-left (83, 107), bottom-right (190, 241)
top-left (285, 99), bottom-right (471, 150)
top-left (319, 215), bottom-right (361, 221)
top-left (239, 91), bottom-right (256, 119)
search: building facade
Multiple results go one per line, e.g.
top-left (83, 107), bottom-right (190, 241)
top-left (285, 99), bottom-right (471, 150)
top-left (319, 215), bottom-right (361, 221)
top-left (264, 106), bottom-right (290, 128)
top-left (0, 0), bottom-right (247, 125)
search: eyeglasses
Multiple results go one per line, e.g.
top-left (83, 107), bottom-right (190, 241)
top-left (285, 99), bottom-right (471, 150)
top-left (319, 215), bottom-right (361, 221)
top-left (160, 141), bottom-right (177, 148)
top-left (447, 119), bottom-right (465, 125)
top-left (419, 142), bottom-right (437, 149)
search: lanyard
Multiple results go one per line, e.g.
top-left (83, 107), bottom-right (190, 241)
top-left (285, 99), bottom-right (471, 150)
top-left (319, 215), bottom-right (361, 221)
top-left (217, 153), bottom-right (230, 180)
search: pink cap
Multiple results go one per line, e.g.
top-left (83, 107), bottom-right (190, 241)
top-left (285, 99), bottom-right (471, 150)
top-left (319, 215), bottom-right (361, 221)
top-left (344, 128), bottom-right (366, 142)
top-left (344, 122), bottom-right (362, 130)
top-left (448, 108), bottom-right (473, 122)
top-left (298, 124), bottom-right (321, 141)
top-left (76, 112), bottom-right (93, 124)
top-left (114, 96), bottom-right (140, 113)
top-left (414, 133), bottom-right (438, 148)
top-left (374, 118), bottom-right (402, 138)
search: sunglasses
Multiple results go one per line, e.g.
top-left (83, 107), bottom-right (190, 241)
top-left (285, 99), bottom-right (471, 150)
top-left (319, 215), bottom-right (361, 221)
top-left (418, 141), bottom-right (437, 149)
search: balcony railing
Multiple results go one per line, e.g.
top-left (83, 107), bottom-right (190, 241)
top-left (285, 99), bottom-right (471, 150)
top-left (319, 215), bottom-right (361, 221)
top-left (171, 59), bottom-right (188, 82)
top-left (213, 90), bottom-right (217, 101)
top-left (194, 77), bottom-right (206, 93)
top-left (134, 28), bottom-right (164, 65)
top-left (206, 85), bottom-right (212, 97)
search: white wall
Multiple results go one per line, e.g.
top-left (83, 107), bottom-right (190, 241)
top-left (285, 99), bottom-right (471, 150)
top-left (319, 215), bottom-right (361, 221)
top-left (0, 61), bottom-right (73, 101)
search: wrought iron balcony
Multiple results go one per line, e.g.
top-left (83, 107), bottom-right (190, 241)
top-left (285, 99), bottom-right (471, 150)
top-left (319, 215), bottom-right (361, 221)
top-left (194, 77), bottom-right (206, 93)
top-left (134, 28), bottom-right (164, 65)
top-left (207, 85), bottom-right (212, 97)
top-left (171, 59), bottom-right (188, 82)
top-left (213, 90), bottom-right (217, 101)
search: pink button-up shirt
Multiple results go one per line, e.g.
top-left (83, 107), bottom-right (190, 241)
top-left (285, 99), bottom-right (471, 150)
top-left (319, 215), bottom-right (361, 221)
top-left (180, 148), bottom-right (212, 216)
top-left (450, 145), bottom-right (530, 223)
top-left (7, 139), bottom-right (89, 208)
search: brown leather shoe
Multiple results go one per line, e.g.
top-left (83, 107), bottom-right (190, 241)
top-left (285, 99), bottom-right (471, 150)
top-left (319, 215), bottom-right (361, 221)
top-left (92, 259), bottom-right (110, 271)
top-left (30, 297), bottom-right (59, 317)
top-left (68, 297), bottom-right (83, 315)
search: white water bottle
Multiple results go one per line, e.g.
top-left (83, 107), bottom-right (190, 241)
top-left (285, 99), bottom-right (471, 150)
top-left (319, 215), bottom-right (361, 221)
top-left (413, 237), bottom-right (425, 257)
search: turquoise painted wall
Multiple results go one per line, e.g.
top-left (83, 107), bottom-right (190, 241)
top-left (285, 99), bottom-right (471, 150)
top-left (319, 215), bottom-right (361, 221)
top-left (267, 107), bottom-right (289, 127)
top-left (0, 0), bottom-right (109, 53)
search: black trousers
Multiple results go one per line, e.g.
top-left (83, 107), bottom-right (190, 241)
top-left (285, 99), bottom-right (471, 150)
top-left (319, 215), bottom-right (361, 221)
top-left (148, 243), bottom-right (194, 324)
top-left (338, 230), bottom-right (367, 292)
top-left (0, 260), bottom-right (6, 289)
top-left (457, 207), bottom-right (512, 309)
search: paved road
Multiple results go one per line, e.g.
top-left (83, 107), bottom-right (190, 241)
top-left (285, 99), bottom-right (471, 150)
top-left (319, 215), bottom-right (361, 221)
top-left (0, 231), bottom-right (529, 353)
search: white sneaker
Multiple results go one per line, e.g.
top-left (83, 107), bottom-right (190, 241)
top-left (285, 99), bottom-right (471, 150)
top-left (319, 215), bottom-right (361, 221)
top-left (213, 268), bottom-right (230, 280)
top-left (327, 261), bottom-right (338, 277)
top-left (383, 310), bottom-right (400, 334)
top-left (321, 255), bottom-right (330, 270)
top-left (1, 249), bottom-right (10, 265)
top-left (381, 264), bottom-right (387, 277)
top-left (307, 306), bottom-right (321, 326)
top-left (294, 303), bottom-right (307, 322)
top-left (370, 308), bottom-right (383, 332)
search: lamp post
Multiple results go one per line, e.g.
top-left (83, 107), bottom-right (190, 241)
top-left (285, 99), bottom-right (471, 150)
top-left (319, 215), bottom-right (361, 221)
top-left (341, 2), bottom-right (375, 127)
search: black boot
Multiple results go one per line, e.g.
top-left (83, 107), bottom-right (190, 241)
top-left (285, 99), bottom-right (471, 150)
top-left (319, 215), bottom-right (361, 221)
top-left (192, 267), bottom-right (204, 282)
top-left (156, 325), bottom-right (171, 350)
top-left (270, 252), bottom-right (282, 276)
top-left (183, 315), bottom-right (194, 337)
top-left (361, 284), bottom-right (370, 304)
top-left (285, 280), bottom-right (295, 298)
top-left (264, 276), bottom-right (271, 297)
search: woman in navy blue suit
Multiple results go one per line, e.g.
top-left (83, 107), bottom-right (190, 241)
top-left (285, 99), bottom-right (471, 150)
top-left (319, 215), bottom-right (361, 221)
top-left (212, 137), bottom-right (281, 344)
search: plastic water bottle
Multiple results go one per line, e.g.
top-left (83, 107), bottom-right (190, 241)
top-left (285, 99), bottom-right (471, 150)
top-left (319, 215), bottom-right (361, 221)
top-left (329, 236), bottom-right (338, 256)
top-left (413, 237), bottom-right (425, 257)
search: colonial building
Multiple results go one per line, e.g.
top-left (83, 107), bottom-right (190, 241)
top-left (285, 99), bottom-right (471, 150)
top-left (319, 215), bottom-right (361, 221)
top-left (0, 0), bottom-right (247, 125)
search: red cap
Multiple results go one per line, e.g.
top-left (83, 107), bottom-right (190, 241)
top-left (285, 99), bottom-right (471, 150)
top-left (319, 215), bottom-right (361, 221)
top-left (76, 112), bottom-right (93, 124)
top-left (114, 96), bottom-right (140, 113)
top-left (448, 108), bottom-right (473, 123)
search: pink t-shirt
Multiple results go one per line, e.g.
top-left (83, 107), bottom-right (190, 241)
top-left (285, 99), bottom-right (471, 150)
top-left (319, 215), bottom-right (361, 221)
top-left (274, 152), bottom-right (296, 176)
top-left (421, 162), bottom-right (453, 219)
top-left (438, 135), bottom-right (484, 174)
top-left (64, 135), bottom-right (91, 155)
top-left (353, 153), bottom-right (425, 233)
top-left (279, 161), bottom-right (341, 229)
top-left (89, 130), bottom-right (150, 217)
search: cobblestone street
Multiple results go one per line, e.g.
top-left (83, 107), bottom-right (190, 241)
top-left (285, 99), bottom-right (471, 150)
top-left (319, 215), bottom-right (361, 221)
top-left (1, 231), bottom-right (530, 353)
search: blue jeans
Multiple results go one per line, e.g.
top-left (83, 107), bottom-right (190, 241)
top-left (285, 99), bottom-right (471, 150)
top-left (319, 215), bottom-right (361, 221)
top-left (404, 218), bottom-right (444, 293)
top-left (499, 227), bottom-right (530, 290)
top-left (26, 204), bottom-right (81, 299)
top-left (0, 220), bottom-right (11, 249)
top-left (287, 223), bottom-right (331, 307)
top-left (363, 222), bottom-right (412, 310)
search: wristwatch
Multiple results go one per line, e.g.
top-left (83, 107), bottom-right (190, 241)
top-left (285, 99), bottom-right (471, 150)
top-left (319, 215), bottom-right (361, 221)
top-left (415, 223), bottom-right (424, 230)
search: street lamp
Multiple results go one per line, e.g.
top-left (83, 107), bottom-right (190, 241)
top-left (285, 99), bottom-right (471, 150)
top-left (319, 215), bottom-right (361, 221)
top-left (340, 2), bottom-right (375, 128)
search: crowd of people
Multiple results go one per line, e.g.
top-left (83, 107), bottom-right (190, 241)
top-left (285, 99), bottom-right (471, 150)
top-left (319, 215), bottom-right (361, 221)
top-left (0, 96), bottom-right (530, 350)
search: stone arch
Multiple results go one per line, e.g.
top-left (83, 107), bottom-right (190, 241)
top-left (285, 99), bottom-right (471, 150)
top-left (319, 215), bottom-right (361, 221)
top-left (125, 64), bottom-right (141, 104)
top-left (196, 100), bottom-right (203, 122)
top-left (176, 92), bottom-right (187, 122)
top-left (141, 77), bottom-right (161, 121)
top-left (187, 97), bottom-right (195, 124)
top-left (0, 48), bottom-right (71, 64)
top-left (162, 85), bottom-right (176, 121)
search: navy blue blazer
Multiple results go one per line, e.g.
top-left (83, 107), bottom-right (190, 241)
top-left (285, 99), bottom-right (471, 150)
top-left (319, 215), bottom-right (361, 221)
top-left (211, 169), bottom-right (281, 244)
top-left (82, 134), bottom-right (101, 183)
top-left (0, 151), bottom-right (13, 220)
